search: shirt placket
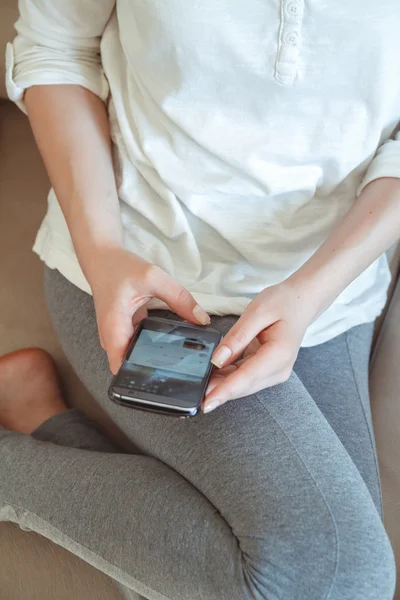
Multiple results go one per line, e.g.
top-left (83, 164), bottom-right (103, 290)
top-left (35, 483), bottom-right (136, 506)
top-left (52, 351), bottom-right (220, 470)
top-left (275, 0), bottom-right (304, 84)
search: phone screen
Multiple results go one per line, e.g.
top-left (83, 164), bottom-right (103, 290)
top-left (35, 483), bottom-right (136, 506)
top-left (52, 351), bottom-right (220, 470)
top-left (116, 320), bottom-right (220, 405)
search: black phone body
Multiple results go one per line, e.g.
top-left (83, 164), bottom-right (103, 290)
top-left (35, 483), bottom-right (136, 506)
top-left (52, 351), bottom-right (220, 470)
top-left (108, 316), bottom-right (222, 418)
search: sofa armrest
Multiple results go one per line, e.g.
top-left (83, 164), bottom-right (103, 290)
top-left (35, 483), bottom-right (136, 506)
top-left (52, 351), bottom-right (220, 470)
top-left (369, 273), bottom-right (400, 572)
top-left (0, 1), bottom-right (19, 99)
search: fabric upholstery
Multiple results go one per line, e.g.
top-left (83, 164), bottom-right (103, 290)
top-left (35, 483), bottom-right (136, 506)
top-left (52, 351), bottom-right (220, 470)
top-left (1, 2), bottom-right (400, 596)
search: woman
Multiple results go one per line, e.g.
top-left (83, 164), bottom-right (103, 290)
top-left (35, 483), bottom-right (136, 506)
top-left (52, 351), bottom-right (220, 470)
top-left (2, 1), bottom-right (400, 598)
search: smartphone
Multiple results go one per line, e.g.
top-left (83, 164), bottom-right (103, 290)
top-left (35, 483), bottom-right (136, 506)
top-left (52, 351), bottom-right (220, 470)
top-left (108, 316), bottom-right (222, 418)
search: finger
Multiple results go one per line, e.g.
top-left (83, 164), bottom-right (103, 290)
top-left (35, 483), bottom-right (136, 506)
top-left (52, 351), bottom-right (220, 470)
top-left (212, 364), bottom-right (239, 376)
top-left (104, 320), bottom-right (133, 375)
top-left (203, 341), bottom-right (284, 412)
top-left (228, 354), bottom-right (254, 369)
top-left (211, 306), bottom-right (275, 368)
top-left (150, 268), bottom-right (211, 326)
top-left (243, 337), bottom-right (261, 357)
top-left (204, 377), bottom-right (224, 397)
top-left (132, 304), bottom-right (148, 328)
top-left (103, 301), bottom-right (148, 374)
top-left (206, 356), bottom-right (250, 383)
top-left (205, 365), bottom-right (237, 396)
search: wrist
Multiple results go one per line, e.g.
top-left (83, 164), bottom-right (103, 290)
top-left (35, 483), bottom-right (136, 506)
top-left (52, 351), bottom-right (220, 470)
top-left (284, 263), bottom-right (340, 323)
top-left (79, 240), bottom-right (126, 289)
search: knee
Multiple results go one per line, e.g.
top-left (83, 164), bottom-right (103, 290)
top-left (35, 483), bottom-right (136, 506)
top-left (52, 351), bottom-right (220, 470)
top-left (236, 511), bottom-right (396, 600)
top-left (341, 522), bottom-right (396, 600)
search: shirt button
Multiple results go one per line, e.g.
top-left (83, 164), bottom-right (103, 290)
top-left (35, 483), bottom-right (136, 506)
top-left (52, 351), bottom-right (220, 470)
top-left (283, 31), bottom-right (299, 46)
top-left (286, 2), bottom-right (301, 17)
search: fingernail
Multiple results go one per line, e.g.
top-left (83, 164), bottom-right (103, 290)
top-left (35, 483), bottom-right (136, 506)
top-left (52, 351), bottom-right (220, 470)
top-left (192, 304), bottom-right (211, 325)
top-left (203, 398), bottom-right (220, 413)
top-left (211, 345), bottom-right (232, 368)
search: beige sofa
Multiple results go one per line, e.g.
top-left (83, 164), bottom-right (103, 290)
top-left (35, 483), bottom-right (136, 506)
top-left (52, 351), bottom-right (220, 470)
top-left (1, 2), bottom-right (400, 599)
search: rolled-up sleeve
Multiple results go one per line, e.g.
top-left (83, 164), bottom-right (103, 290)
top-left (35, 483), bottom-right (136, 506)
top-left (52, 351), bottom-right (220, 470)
top-left (5, 0), bottom-right (115, 114)
top-left (356, 125), bottom-right (400, 197)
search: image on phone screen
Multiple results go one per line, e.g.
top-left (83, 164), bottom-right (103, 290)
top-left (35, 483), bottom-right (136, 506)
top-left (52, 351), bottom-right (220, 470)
top-left (115, 322), bottom-right (220, 406)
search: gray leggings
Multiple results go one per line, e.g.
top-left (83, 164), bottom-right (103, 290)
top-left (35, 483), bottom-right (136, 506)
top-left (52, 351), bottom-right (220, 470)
top-left (0, 266), bottom-right (396, 600)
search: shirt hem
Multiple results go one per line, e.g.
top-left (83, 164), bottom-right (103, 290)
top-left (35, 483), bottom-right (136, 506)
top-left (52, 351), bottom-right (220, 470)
top-left (33, 225), bottom-right (389, 350)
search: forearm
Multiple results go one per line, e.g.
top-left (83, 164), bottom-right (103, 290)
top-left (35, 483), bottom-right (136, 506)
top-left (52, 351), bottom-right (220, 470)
top-left (24, 84), bottom-right (123, 286)
top-left (288, 176), bottom-right (400, 320)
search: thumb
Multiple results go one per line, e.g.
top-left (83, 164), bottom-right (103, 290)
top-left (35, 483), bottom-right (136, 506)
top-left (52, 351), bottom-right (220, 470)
top-left (210, 308), bottom-right (273, 368)
top-left (153, 269), bottom-right (211, 326)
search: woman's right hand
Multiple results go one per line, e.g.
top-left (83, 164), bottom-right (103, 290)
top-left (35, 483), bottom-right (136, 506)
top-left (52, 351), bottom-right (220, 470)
top-left (88, 246), bottom-right (211, 374)
top-left (24, 86), bottom-right (210, 375)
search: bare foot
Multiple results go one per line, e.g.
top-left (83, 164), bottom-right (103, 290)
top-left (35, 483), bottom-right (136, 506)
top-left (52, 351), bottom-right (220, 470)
top-left (0, 348), bottom-right (67, 434)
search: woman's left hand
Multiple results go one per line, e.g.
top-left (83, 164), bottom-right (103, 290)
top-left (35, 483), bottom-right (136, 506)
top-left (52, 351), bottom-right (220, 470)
top-left (203, 278), bottom-right (318, 413)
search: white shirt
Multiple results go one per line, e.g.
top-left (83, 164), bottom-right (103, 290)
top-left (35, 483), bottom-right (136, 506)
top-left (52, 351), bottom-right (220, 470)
top-left (6, 0), bottom-right (400, 346)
